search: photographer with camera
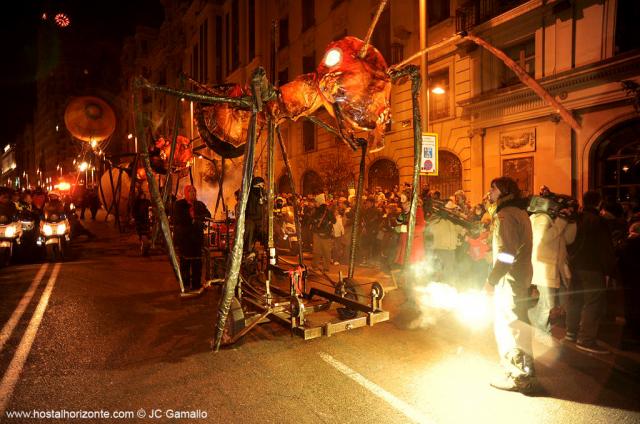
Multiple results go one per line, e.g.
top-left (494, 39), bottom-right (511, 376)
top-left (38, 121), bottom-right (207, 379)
top-left (527, 188), bottom-right (577, 337)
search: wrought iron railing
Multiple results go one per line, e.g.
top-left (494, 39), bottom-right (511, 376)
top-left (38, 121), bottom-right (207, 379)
top-left (455, 0), bottom-right (530, 33)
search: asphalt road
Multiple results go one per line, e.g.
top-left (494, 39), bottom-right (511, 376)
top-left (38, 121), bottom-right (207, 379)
top-left (0, 218), bottom-right (639, 423)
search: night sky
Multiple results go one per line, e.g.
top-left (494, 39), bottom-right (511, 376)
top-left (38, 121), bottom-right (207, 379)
top-left (0, 0), bottom-right (164, 142)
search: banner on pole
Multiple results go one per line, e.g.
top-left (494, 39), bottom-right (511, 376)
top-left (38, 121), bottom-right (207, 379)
top-left (420, 133), bottom-right (438, 176)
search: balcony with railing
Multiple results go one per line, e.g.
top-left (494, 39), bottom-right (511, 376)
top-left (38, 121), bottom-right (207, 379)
top-left (455, 0), bottom-right (531, 33)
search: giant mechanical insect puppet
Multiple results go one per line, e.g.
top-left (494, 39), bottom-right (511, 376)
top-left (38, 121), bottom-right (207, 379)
top-left (134, 0), bottom-right (580, 351)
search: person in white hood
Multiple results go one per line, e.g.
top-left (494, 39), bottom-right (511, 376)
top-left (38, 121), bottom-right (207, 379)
top-left (528, 203), bottom-right (577, 334)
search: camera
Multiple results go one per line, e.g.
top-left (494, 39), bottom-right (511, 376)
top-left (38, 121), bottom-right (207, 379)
top-left (527, 193), bottom-right (578, 221)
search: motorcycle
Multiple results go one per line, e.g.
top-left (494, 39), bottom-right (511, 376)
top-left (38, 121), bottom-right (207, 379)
top-left (38, 212), bottom-right (70, 262)
top-left (0, 215), bottom-right (22, 267)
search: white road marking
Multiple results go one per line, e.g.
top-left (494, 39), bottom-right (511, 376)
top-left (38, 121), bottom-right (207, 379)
top-left (0, 263), bottom-right (49, 352)
top-left (0, 263), bottom-right (61, 415)
top-left (319, 352), bottom-right (435, 424)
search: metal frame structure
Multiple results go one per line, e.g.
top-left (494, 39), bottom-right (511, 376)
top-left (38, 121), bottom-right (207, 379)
top-left (134, 62), bottom-right (424, 350)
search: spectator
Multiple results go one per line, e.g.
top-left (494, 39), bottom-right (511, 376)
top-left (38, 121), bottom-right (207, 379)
top-left (359, 198), bottom-right (381, 265)
top-left (133, 190), bottom-right (152, 255)
top-left (528, 200), bottom-right (577, 336)
top-left (565, 190), bottom-right (618, 354)
top-left (619, 222), bottom-right (640, 349)
top-left (425, 200), bottom-right (466, 285)
top-left (310, 193), bottom-right (335, 272)
top-left (394, 198), bottom-right (425, 266)
top-left (87, 185), bottom-right (101, 220)
top-left (173, 185), bottom-right (211, 291)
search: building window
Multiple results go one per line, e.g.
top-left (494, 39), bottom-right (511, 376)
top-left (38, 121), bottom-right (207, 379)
top-left (371, 5), bottom-right (391, 63)
top-left (428, 0), bottom-right (450, 27)
top-left (593, 118), bottom-right (640, 204)
top-left (231, 0), bottom-right (240, 71)
top-left (301, 170), bottom-right (323, 195)
top-left (278, 67), bottom-right (288, 88)
top-left (302, 0), bottom-right (315, 32)
top-left (615, 0), bottom-right (640, 55)
top-left (501, 37), bottom-right (535, 87)
top-left (279, 16), bottom-right (289, 49)
top-left (429, 68), bottom-right (450, 121)
top-left (391, 43), bottom-right (404, 64)
top-left (248, 0), bottom-right (255, 60)
top-left (302, 51), bottom-right (315, 74)
top-left (200, 20), bottom-right (208, 82)
top-left (215, 15), bottom-right (222, 82)
top-left (302, 120), bottom-right (316, 153)
top-left (368, 159), bottom-right (399, 191)
top-left (421, 150), bottom-right (462, 199)
top-left (225, 13), bottom-right (230, 73)
top-left (192, 44), bottom-right (199, 81)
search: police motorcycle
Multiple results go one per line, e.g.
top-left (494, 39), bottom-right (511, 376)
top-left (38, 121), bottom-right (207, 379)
top-left (38, 206), bottom-right (71, 262)
top-left (0, 213), bottom-right (23, 267)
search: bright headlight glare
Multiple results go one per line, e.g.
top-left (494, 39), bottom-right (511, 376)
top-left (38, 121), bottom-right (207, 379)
top-left (57, 223), bottom-right (67, 235)
top-left (416, 282), bottom-right (492, 329)
top-left (324, 48), bottom-right (342, 67)
top-left (454, 290), bottom-right (491, 329)
top-left (4, 225), bottom-right (16, 238)
top-left (43, 224), bottom-right (53, 236)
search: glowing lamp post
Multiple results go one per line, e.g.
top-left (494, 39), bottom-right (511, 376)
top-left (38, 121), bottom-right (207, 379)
top-left (79, 161), bottom-right (89, 187)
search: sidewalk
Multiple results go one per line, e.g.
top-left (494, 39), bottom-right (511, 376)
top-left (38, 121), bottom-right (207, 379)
top-left (551, 318), bottom-right (640, 379)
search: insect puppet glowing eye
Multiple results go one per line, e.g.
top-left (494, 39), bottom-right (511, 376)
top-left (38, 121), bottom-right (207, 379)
top-left (323, 48), bottom-right (343, 67)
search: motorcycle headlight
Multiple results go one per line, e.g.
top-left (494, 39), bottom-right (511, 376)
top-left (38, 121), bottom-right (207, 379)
top-left (43, 224), bottom-right (53, 236)
top-left (5, 225), bottom-right (16, 238)
top-left (56, 223), bottom-right (67, 235)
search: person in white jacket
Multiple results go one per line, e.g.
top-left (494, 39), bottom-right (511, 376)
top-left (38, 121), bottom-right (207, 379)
top-left (528, 208), bottom-right (577, 334)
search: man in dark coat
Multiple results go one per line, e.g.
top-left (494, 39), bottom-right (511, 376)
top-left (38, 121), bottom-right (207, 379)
top-left (173, 185), bottom-right (211, 291)
top-left (620, 222), bottom-right (640, 349)
top-left (310, 193), bottom-right (336, 272)
top-left (566, 190), bottom-right (618, 354)
top-left (243, 176), bottom-right (266, 255)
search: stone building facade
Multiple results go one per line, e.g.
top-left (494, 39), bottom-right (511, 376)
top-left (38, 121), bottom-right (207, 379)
top-left (125, 0), bottom-right (639, 210)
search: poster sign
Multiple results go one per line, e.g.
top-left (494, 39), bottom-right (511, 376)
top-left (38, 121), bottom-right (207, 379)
top-left (420, 133), bottom-right (438, 176)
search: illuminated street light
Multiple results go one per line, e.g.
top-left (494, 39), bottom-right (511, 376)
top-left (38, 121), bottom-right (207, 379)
top-left (127, 133), bottom-right (133, 139)
top-left (431, 86), bottom-right (445, 95)
top-left (79, 162), bottom-right (89, 172)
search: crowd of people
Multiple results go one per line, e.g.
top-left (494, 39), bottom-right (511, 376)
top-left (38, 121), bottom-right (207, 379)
top-left (264, 179), bottom-right (640, 393)
top-left (270, 183), bottom-right (492, 287)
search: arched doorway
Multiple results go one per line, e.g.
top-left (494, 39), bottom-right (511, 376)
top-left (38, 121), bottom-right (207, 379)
top-left (277, 173), bottom-right (292, 194)
top-left (301, 170), bottom-right (323, 195)
top-left (368, 158), bottom-right (399, 191)
top-left (591, 118), bottom-right (640, 205)
top-left (421, 150), bottom-right (462, 199)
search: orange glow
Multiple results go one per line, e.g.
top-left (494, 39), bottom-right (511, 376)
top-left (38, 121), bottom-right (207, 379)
top-left (55, 182), bottom-right (71, 191)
